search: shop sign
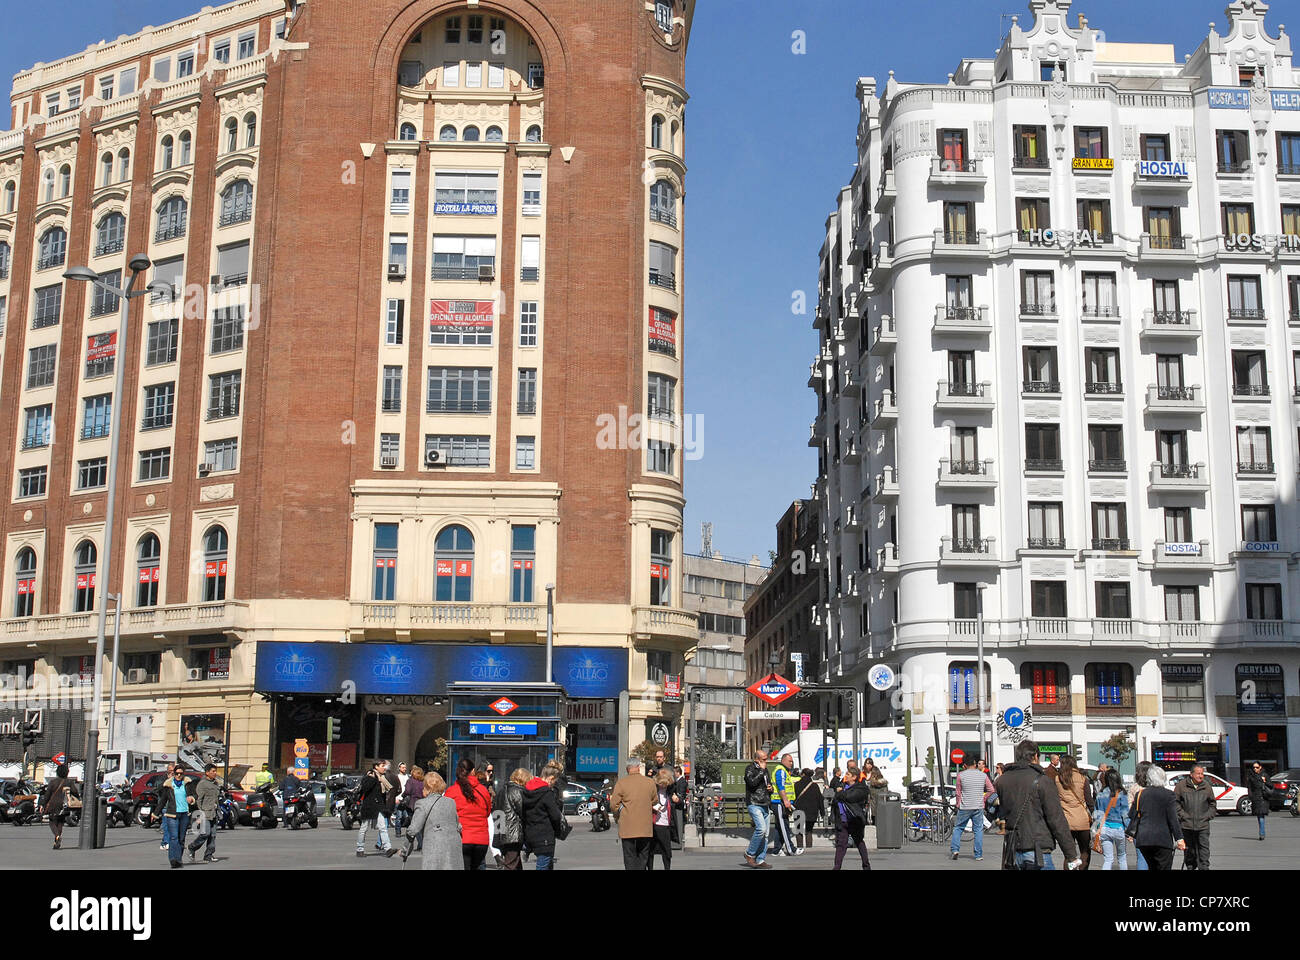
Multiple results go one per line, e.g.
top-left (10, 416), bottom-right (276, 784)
top-left (1274, 90), bottom-right (1300, 111)
top-left (576, 747), bottom-right (618, 771)
top-left (1037, 742), bottom-right (1071, 755)
top-left (1208, 88), bottom-right (1250, 109)
top-left (563, 699), bottom-right (613, 725)
top-left (433, 200), bottom-right (498, 216)
top-left (1071, 157), bottom-right (1114, 171)
top-left (468, 722), bottom-right (537, 736)
top-left (1242, 541), bottom-right (1280, 553)
top-left (1136, 160), bottom-right (1189, 178)
top-left (178, 713), bottom-right (227, 768)
top-left (1164, 542), bottom-right (1202, 556)
top-left (1021, 228), bottom-right (1108, 247)
top-left (1159, 663), bottom-right (1204, 678)
top-left (365, 695), bottom-right (443, 708)
top-left (1221, 234), bottom-right (1300, 253)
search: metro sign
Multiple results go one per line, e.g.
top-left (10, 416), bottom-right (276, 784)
top-left (489, 697), bottom-right (518, 716)
top-left (747, 674), bottom-right (801, 707)
top-left (51, 751), bottom-right (66, 765)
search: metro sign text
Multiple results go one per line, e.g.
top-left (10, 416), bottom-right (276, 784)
top-left (747, 673), bottom-right (801, 706)
top-left (489, 697), bottom-right (518, 716)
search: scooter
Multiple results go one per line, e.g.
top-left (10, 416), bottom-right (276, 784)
top-left (104, 785), bottom-right (135, 828)
top-left (1287, 783), bottom-right (1299, 817)
top-left (283, 782), bottom-right (319, 830)
top-left (215, 787), bottom-right (239, 830)
top-left (589, 780), bottom-right (612, 833)
top-left (245, 784), bottom-right (278, 829)
top-left (133, 787), bottom-right (162, 828)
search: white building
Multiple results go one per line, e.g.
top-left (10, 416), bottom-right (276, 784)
top-left (812, 0), bottom-right (1300, 783)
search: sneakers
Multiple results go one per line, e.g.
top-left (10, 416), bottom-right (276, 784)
top-left (159, 843), bottom-right (168, 851)
top-left (974, 856), bottom-right (983, 862)
top-left (188, 846), bottom-right (196, 863)
top-left (355, 850), bottom-right (365, 858)
top-left (385, 847), bottom-right (400, 858)
top-left (950, 852), bottom-right (959, 861)
top-left (794, 847), bottom-right (804, 856)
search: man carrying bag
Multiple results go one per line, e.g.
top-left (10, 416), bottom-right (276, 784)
top-left (993, 740), bottom-right (1081, 870)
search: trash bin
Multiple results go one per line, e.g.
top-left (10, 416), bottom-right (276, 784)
top-left (876, 792), bottom-right (903, 849)
top-left (95, 796), bottom-right (108, 848)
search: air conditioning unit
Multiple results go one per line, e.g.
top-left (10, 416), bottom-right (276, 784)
top-left (198, 463), bottom-right (213, 478)
top-left (380, 456), bottom-right (398, 468)
top-left (425, 448), bottom-right (444, 467)
top-left (186, 667), bottom-right (203, 682)
top-left (477, 263), bottom-right (495, 281)
top-left (125, 668), bottom-right (146, 684)
top-left (387, 263), bottom-right (406, 280)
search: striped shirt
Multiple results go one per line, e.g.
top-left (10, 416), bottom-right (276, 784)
top-left (956, 769), bottom-right (994, 810)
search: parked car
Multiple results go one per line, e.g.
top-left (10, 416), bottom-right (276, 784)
top-left (129, 769), bottom-right (204, 802)
top-left (1166, 770), bottom-right (1251, 814)
top-left (560, 781), bottom-right (600, 816)
top-left (1268, 768), bottom-right (1300, 810)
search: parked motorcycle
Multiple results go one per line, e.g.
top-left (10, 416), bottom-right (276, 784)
top-left (7, 781), bottom-right (42, 826)
top-left (589, 779), bottom-right (612, 833)
top-left (216, 787), bottom-right (239, 830)
top-left (104, 785), bottom-right (135, 828)
top-left (133, 787), bottom-right (162, 828)
top-left (245, 784), bottom-right (278, 829)
top-left (283, 782), bottom-right (319, 830)
top-left (1288, 783), bottom-right (1299, 818)
top-left (328, 775), bottom-right (360, 829)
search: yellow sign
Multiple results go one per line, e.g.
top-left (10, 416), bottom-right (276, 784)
top-left (294, 738), bottom-right (309, 759)
top-left (1072, 157), bottom-right (1114, 171)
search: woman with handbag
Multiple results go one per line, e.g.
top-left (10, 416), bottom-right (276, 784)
top-left (401, 767), bottom-right (426, 850)
top-left (522, 760), bottom-right (567, 870)
top-left (1092, 768), bottom-right (1130, 870)
top-left (1054, 756), bottom-right (1093, 869)
top-left (400, 772), bottom-right (462, 869)
top-left (648, 769), bottom-right (676, 870)
top-left (830, 769), bottom-right (871, 870)
top-left (39, 763), bottom-right (78, 850)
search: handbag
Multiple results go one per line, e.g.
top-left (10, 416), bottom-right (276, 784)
top-left (1092, 793), bottom-right (1118, 854)
top-left (557, 815), bottom-right (573, 840)
top-left (1124, 790), bottom-right (1143, 840)
top-left (65, 787), bottom-right (82, 810)
top-left (1000, 774), bottom-right (1045, 870)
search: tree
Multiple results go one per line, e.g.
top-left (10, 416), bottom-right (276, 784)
top-left (691, 730), bottom-right (736, 784)
top-left (1099, 731), bottom-right (1135, 770)
top-left (631, 739), bottom-right (666, 766)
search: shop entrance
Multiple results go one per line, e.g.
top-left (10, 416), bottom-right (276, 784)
top-left (1237, 725), bottom-right (1288, 780)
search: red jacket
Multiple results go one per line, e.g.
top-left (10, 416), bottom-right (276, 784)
top-left (448, 779), bottom-right (492, 845)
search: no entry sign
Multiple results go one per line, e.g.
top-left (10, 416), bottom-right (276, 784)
top-left (950, 748), bottom-right (965, 765)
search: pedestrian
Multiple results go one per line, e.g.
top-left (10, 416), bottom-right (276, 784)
top-left (1054, 755), bottom-right (1093, 870)
top-left (447, 757), bottom-right (493, 870)
top-left (38, 762), bottom-right (77, 851)
top-left (1240, 760), bottom-right (1270, 841)
top-left (1134, 766), bottom-right (1185, 871)
top-left (496, 768), bottom-right (529, 870)
top-left (950, 756), bottom-right (995, 862)
top-left (742, 750), bottom-right (772, 868)
top-left (396, 762), bottom-right (410, 793)
top-left (253, 762), bottom-right (273, 790)
top-left (354, 760), bottom-right (400, 858)
top-left (609, 756), bottom-right (657, 870)
top-left (1128, 760), bottom-right (1152, 870)
top-left (158, 764), bottom-right (196, 869)
top-left (522, 761), bottom-right (566, 870)
top-left (768, 753), bottom-right (799, 857)
top-left (830, 768), bottom-right (870, 870)
top-left (1093, 768), bottom-right (1129, 871)
top-left (672, 764), bottom-right (689, 849)
top-left (862, 758), bottom-right (888, 825)
top-left (400, 766), bottom-right (426, 847)
top-left (993, 740), bottom-right (1081, 870)
top-left (1172, 763), bottom-right (1215, 870)
top-left (647, 749), bottom-right (670, 779)
top-left (480, 763), bottom-right (497, 795)
top-left (1043, 753), bottom-right (1062, 781)
top-left (186, 764), bottom-right (221, 863)
top-left (793, 768), bottom-right (823, 849)
top-left (648, 769), bottom-right (676, 870)
top-left (829, 766), bottom-right (843, 790)
top-left (993, 762), bottom-right (1007, 833)
top-left (400, 772), bottom-right (462, 870)
top-left (278, 767), bottom-right (299, 817)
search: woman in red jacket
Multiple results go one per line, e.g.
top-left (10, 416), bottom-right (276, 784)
top-left (447, 757), bottom-right (493, 869)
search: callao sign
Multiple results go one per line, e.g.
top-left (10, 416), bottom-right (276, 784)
top-left (747, 673), bottom-right (800, 707)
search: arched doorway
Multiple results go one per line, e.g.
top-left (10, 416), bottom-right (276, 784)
top-left (414, 720), bottom-right (451, 778)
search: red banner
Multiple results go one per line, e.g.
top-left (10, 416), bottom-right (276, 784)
top-left (436, 559), bottom-right (453, 577)
top-left (138, 566), bottom-right (160, 584)
top-left (86, 332), bottom-right (117, 362)
top-left (204, 562), bottom-right (228, 578)
top-left (512, 560), bottom-right (534, 570)
top-left (17, 579), bottom-right (33, 595)
top-left (650, 563), bottom-right (670, 580)
top-left (208, 647), bottom-right (230, 680)
top-left (430, 299), bottom-right (494, 336)
top-left (455, 560), bottom-right (472, 577)
top-left (648, 307), bottom-right (676, 352)
top-left (280, 741), bottom-right (357, 771)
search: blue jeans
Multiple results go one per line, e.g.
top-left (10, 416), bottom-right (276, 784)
top-left (746, 804), bottom-right (769, 862)
top-left (535, 853), bottom-right (555, 870)
top-left (356, 813), bottom-right (391, 852)
top-left (1099, 825), bottom-right (1127, 870)
top-left (1136, 845), bottom-right (1148, 870)
top-left (1013, 849), bottom-right (1055, 870)
top-left (162, 812), bottom-right (190, 864)
top-left (1257, 816), bottom-right (1266, 839)
top-left (951, 807), bottom-right (984, 858)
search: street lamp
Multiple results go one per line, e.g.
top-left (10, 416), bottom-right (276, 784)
top-left (976, 583), bottom-right (988, 769)
top-left (64, 255), bottom-right (169, 849)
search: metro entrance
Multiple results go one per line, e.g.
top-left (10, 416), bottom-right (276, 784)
top-left (445, 681), bottom-right (565, 778)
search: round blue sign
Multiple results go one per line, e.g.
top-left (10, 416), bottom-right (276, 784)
top-left (1005, 707), bottom-right (1025, 728)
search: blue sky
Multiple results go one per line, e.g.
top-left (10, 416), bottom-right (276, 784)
top-left (2, 0), bottom-right (1225, 559)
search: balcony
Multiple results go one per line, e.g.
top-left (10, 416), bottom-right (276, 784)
top-left (869, 242), bottom-right (893, 283)
top-left (1025, 458), bottom-right (1064, 473)
top-left (1087, 459), bottom-right (1127, 475)
top-left (1092, 618), bottom-right (1137, 641)
top-left (432, 263), bottom-right (495, 281)
top-left (1217, 159), bottom-right (1252, 176)
top-left (1024, 538), bottom-right (1069, 553)
top-left (932, 228), bottom-right (989, 256)
top-left (870, 390), bottom-right (898, 426)
top-left (2, 601), bottom-right (245, 645)
top-left (843, 436), bottom-right (862, 464)
top-left (1140, 309), bottom-right (1199, 339)
top-left (1090, 538), bottom-right (1131, 552)
top-left (933, 304), bottom-right (991, 335)
top-left (520, 266), bottom-right (540, 282)
top-left (1226, 307), bottom-right (1267, 325)
top-left (1084, 381), bottom-right (1123, 397)
top-left (845, 505), bottom-right (863, 531)
top-left (1132, 167), bottom-right (1192, 192)
top-left (154, 223), bottom-right (186, 244)
top-left (935, 380), bottom-right (993, 411)
top-left (842, 364), bottom-right (863, 396)
top-left (874, 169), bottom-right (896, 212)
top-left (929, 157), bottom-right (986, 184)
top-left (1236, 459), bottom-right (1275, 478)
top-left (1139, 234), bottom-right (1193, 262)
top-left (1022, 618), bottom-right (1071, 641)
top-left (1159, 621), bottom-right (1207, 644)
top-left (94, 237), bottom-right (125, 258)
top-left (36, 252), bottom-right (66, 271)
top-left (1248, 619), bottom-right (1285, 641)
top-left (808, 418), bottom-right (822, 447)
top-left (807, 360), bottom-right (823, 389)
top-left (875, 543), bottom-right (900, 574)
top-left (1012, 154), bottom-right (1050, 172)
top-left (872, 466), bottom-right (899, 500)
top-left (218, 207), bottom-right (253, 228)
top-left (1145, 384), bottom-right (1204, 414)
top-left (1153, 540), bottom-right (1213, 570)
top-left (1231, 383), bottom-right (1270, 402)
top-left (949, 619), bottom-right (980, 643)
top-left (869, 316), bottom-right (897, 355)
top-left (1022, 380), bottom-right (1061, 397)
top-left (1080, 305), bottom-right (1122, 322)
top-left (937, 458), bottom-right (996, 489)
top-left (1149, 461), bottom-right (1210, 492)
top-left (648, 269), bottom-right (676, 291)
top-left (1018, 302), bottom-right (1057, 320)
top-left (939, 536), bottom-right (998, 567)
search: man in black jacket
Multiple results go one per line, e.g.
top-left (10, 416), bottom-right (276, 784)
top-left (994, 740), bottom-right (1081, 870)
top-left (742, 751), bottom-right (773, 869)
top-left (354, 761), bottom-right (400, 858)
top-left (1173, 765), bottom-right (1217, 869)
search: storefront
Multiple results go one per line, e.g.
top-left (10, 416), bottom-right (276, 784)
top-left (1151, 740), bottom-right (1225, 778)
top-left (1235, 664), bottom-right (1288, 778)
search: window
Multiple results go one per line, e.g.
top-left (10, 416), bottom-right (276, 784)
top-left (467, 14), bottom-right (484, 43)
top-left (1020, 270), bottom-right (1054, 315)
top-left (517, 368), bottom-right (538, 415)
top-left (425, 435), bottom-right (491, 467)
top-left (1025, 423), bottom-right (1061, 470)
top-left (1247, 583), bottom-right (1285, 622)
top-left (237, 31), bottom-right (255, 60)
top-left (1152, 279), bottom-right (1181, 319)
top-left (1084, 348), bottom-right (1121, 393)
top-left (82, 394), bottom-right (111, 439)
top-left (1080, 272), bottom-right (1117, 317)
top-left (390, 170), bottom-right (411, 215)
top-left (1236, 427), bottom-right (1273, 473)
top-left (398, 60), bottom-right (423, 87)
top-left (1155, 355), bottom-right (1185, 397)
top-left (953, 583), bottom-right (978, 619)
top-left (432, 169), bottom-right (491, 208)
top-left (655, 0), bottom-right (674, 33)
top-left (951, 505), bottom-right (980, 546)
top-left (522, 172), bottom-right (542, 215)
top-left (38, 227), bottom-right (67, 270)
top-left (1022, 346), bottom-right (1058, 392)
top-left (647, 439), bottom-right (675, 474)
top-left (650, 529), bottom-right (673, 605)
top-left (1095, 581), bottom-right (1131, 619)
top-left (525, 124), bottom-right (542, 143)
top-left (519, 236), bottom-right (541, 282)
top-left (465, 64), bottom-right (483, 89)
top-left (1091, 503), bottom-right (1128, 549)
top-left (1028, 502), bottom-right (1064, 549)
top-left (1010, 124), bottom-right (1047, 166)
top-left (942, 201), bottom-right (974, 242)
top-left (431, 235), bottom-right (496, 279)
top-left (649, 241), bottom-right (676, 289)
top-left (1041, 60), bottom-right (1067, 81)
top-left (1283, 205), bottom-right (1300, 237)
top-left (1216, 130), bottom-right (1251, 173)
top-left (99, 76), bottom-right (114, 101)
top-left (205, 438), bottom-right (238, 473)
top-left (1140, 134), bottom-right (1171, 161)
top-left (388, 234), bottom-right (408, 276)
top-left (488, 64), bottom-right (505, 89)
top-left (77, 457), bottom-right (106, 491)
top-left (117, 148), bottom-right (130, 182)
top-left (135, 535), bottom-right (161, 600)
top-left (0, 296), bottom-right (6, 336)
top-left (224, 118), bottom-right (238, 154)
top-left (13, 548), bottom-right (36, 617)
top-left (1164, 507), bottom-right (1192, 544)
top-left (381, 366), bottom-right (403, 412)
top-left (72, 540), bottom-right (97, 613)
top-left (153, 58), bottom-right (171, 84)
top-left (123, 652), bottom-right (160, 684)
top-left (1145, 206), bottom-right (1182, 247)
top-left (441, 63), bottom-right (460, 89)
top-left (179, 131), bottom-right (192, 166)
top-left (651, 115), bottom-right (665, 149)
top-left (434, 524), bottom-right (474, 601)
top-left (156, 196), bottom-right (187, 242)
top-left (26, 344), bottom-right (56, 389)
top-left (380, 433), bottom-right (400, 463)
top-left (650, 180), bottom-right (677, 227)
top-left (141, 383), bottom-right (175, 430)
top-left (45, 92), bottom-right (61, 116)
top-left (1158, 663), bottom-right (1204, 716)
top-left (1222, 203), bottom-right (1255, 237)
top-left (1023, 662), bottom-right (1068, 710)
top-left (511, 526), bottom-right (535, 602)
top-left (1231, 350), bottom-right (1268, 396)
top-left (646, 650), bottom-right (673, 684)
top-left (23, 405), bottom-right (52, 449)
top-left (208, 371), bottom-right (242, 420)
top-left (203, 526), bottom-right (228, 601)
top-left (947, 350), bottom-right (974, 388)
top-left (1164, 586), bottom-right (1200, 624)
top-left (219, 180), bottom-right (253, 226)
top-left (525, 62), bottom-right (545, 90)
top-left (1087, 424), bottom-right (1125, 470)
top-left (33, 285), bottom-right (62, 328)
top-left (90, 270), bottom-right (122, 317)
top-left (56, 165), bottom-right (70, 198)
top-left (1074, 126), bottom-right (1108, 159)
top-left (1088, 663), bottom-right (1134, 709)
top-left (385, 299), bottom-right (404, 345)
top-left (1029, 581), bottom-right (1067, 619)
top-left (1076, 199), bottom-right (1112, 238)
top-left (439, 124), bottom-right (458, 141)
top-left (1242, 505), bottom-right (1277, 543)
top-left (647, 373), bottom-right (674, 422)
top-left (1276, 132), bottom-right (1300, 176)
top-left (1227, 275), bottom-right (1262, 319)
top-left (519, 301), bottom-right (538, 347)
top-left (1015, 198), bottom-right (1051, 238)
top-left (138, 447), bottom-right (171, 481)
top-left (373, 523), bottom-right (397, 601)
top-left (515, 436), bottom-right (536, 470)
top-left (213, 39), bottom-right (231, 64)
top-left (96, 212), bottom-right (126, 257)
top-left (146, 319), bottom-right (179, 366)
top-left (948, 663), bottom-right (990, 713)
top-left (427, 367), bottom-right (490, 413)
top-left (445, 16), bottom-right (461, 43)
top-left (399, 123), bottom-right (417, 141)
top-left (17, 467), bottom-right (47, 499)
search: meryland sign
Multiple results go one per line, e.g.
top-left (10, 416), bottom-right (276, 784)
top-left (1022, 229), bottom-right (1108, 247)
top-left (1221, 233), bottom-right (1300, 254)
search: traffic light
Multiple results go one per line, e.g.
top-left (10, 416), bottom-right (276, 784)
top-left (1073, 744), bottom-right (1084, 762)
top-left (896, 708), bottom-right (912, 741)
top-left (327, 717), bottom-right (342, 742)
top-left (21, 721), bottom-right (37, 750)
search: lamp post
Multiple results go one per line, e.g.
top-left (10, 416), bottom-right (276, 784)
top-left (976, 583), bottom-right (988, 768)
top-left (64, 256), bottom-right (168, 849)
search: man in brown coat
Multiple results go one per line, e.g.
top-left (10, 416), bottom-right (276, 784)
top-left (609, 756), bottom-right (658, 869)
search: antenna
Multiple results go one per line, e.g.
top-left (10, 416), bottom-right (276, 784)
top-left (999, 12), bottom-right (1017, 47)
top-left (701, 521), bottom-right (713, 558)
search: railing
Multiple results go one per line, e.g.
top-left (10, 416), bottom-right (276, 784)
top-left (141, 414), bottom-right (174, 430)
top-left (95, 238), bottom-right (125, 257)
top-left (935, 304), bottom-right (989, 326)
top-left (89, 297), bottom-right (119, 318)
top-left (648, 269), bottom-right (676, 290)
top-left (942, 458), bottom-right (992, 478)
top-left (205, 404), bottom-right (239, 421)
top-left (1156, 462), bottom-right (1197, 480)
top-left (1027, 538), bottom-right (1067, 550)
top-left (650, 207), bottom-right (677, 228)
top-left (1093, 618), bottom-right (1135, 639)
top-left (936, 229), bottom-right (984, 246)
top-left (1144, 309), bottom-right (1197, 329)
top-left (380, 398), bottom-right (401, 413)
top-left (1143, 234), bottom-right (1188, 250)
top-left (1228, 308), bottom-right (1266, 322)
top-left (634, 605), bottom-right (700, 641)
top-left (426, 400), bottom-right (491, 414)
top-left (432, 264), bottom-right (493, 280)
top-left (1019, 302), bottom-right (1056, 317)
top-left (1250, 620), bottom-right (1284, 638)
top-left (155, 223), bottom-right (186, 243)
top-left (32, 312), bottom-right (60, 329)
top-left (1024, 617), bottom-right (1069, 639)
top-left (1081, 305), bottom-right (1121, 318)
top-left (1152, 384), bottom-right (1196, 402)
top-left (950, 619), bottom-right (979, 638)
top-left (517, 400), bottom-right (537, 416)
top-left (931, 157), bottom-right (982, 175)
top-left (1012, 154), bottom-right (1050, 169)
top-left (2, 601), bottom-right (242, 641)
top-left (218, 208), bottom-right (253, 228)
top-left (1088, 459), bottom-right (1126, 473)
top-left (1025, 458), bottom-right (1063, 472)
top-left (1084, 381), bottom-right (1123, 395)
top-left (942, 537), bottom-right (994, 557)
top-left (1232, 383), bottom-right (1269, 398)
top-left (36, 253), bottom-right (65, 271)
top-left (1217, 160), bottom-right (1251, 174)
top-left (1023, 381), bottom-right (1060, 394)
top-left (939, 380), bottom-right (988, 399)
top-left (1237, 460), bottom-right (1275, 474)
top-left (81, 424), bottom-right (110, 441)
top-left (873, 391), bottom-right (897, 420)
top-left (520, 267), bottom-right (539, 282)
top-left (1090, 538), bottom-right (1130, 551)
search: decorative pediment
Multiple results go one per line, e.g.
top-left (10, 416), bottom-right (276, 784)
top-left (90, 187), bottom-right (129, 211)
top-left (218, 89), bottom-right (264, 118)
top-left (93, 123), bottom-right (138, 154)
top-left (151, 169), bottom-right (192, 194)
top-left (214, 151), bottom-right (257, 179)
top-left (155, 106), bottom-right (198, 135)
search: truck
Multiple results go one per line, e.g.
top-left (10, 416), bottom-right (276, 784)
top-left (775, 728), bottom-right (909, 789)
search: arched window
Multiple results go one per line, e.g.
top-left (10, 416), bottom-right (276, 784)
top-left (399, 122), bottom-right (418, 141)
top-left (178, 131), bottom-right (192, 166)
top-left (100, 152), bottom-right (113, 186)
top-left (462, 125), bottom-right (480, 142)
top-left (439, 125), bottom-right (457, 142)
top-left (525, 124), bottom-right (542, 143)
top-left (650, 179), bottom-right (676, 227)
top-left (202, 526), bottom-right (228, 602)
top-left (73, 539), bottom-right (97, 613)
top-left (117, 148), bottom-right (130, 183)
top-left (136, 534), bottom-right (160, 607)
top-left (243, 112), bottom-right (257, 149)
top-left (651, 114), bottom-right (664, 149)
top-left (43, 169), bottom-right (55, 203)
top-left (156, 196), bottom-right (187, 241)
top-left (14, 547), bottom-right (36, 618)
top-left (670, 119), bottom-right (679, 153)
top-left (95, 212), bottom-right (126, 257)
top-left (2, 181), bottom-right (13, 213)
top-left (38, 226), bottom-right (67, 269)
top-left (434, 524), bottom-right (474, 601)
top-left (485, 125), bottom-right (503, 142)
top-left (219, 179), bottom-right (254, 226)
top-left (160, 135), bottom-right (174, 171)
top-left (224, 118), bottom-right (238, 154)
top-left (58, 165), bottom-right (71, 198)
top-left (0, 241), bottom-right (10, 279)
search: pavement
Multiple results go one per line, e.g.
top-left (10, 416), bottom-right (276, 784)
top-left (4, 809), bottom-right (1298, 869)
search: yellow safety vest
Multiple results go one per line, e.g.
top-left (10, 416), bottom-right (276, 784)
top-left (769, 765), bottom-right (795, 803)
top-left (254, 770), bottom-right (273, 787)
